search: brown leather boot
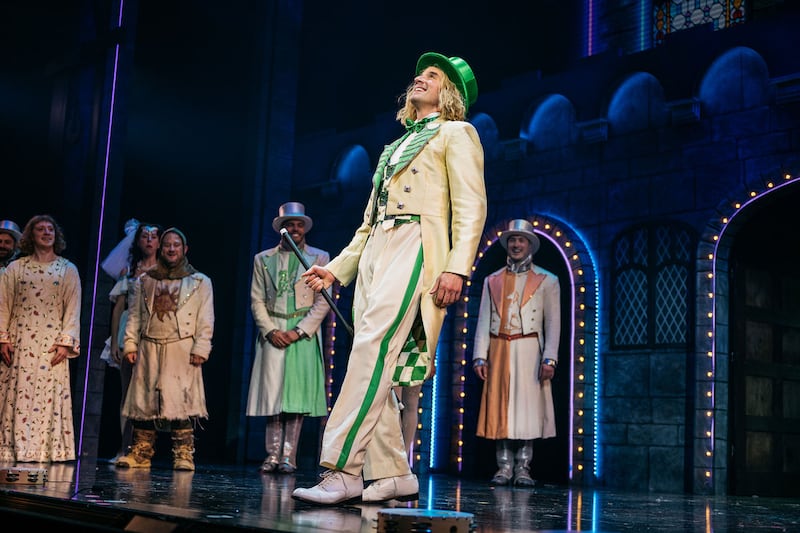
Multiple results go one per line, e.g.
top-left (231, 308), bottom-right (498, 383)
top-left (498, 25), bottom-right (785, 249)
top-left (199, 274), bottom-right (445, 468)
top-left (171, 428), bottom-right (195, 471)
top-left (116, 429), bottom-right (156, 469)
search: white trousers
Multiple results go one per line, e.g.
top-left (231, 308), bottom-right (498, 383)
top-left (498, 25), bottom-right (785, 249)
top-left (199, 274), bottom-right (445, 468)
top-left (320, 222), bottom-right (423, 480)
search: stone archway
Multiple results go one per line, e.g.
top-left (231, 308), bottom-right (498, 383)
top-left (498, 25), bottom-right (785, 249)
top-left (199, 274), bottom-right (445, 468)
top-left (453, 214), bottom-right (599, 485)
top-left (696, 173), bottom-right (800, 495)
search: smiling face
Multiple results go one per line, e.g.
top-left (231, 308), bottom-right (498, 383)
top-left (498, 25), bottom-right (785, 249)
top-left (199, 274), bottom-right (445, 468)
top-left (409, 66), bottom-right (444, 117)
top-left (32, 220), bottom-right (56, 250)
top-left (506, 234), bottom-right (533, 262)
top-left (160, 232), bottom-right (187, 267)
top-left (0, 232), bottom-right (16, 261)
top-left (280, 219), bottom-right (307, 249)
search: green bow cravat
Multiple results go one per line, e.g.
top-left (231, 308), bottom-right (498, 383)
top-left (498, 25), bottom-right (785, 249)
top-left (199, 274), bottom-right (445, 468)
top-left (405, 114), bottom-right (439, 133)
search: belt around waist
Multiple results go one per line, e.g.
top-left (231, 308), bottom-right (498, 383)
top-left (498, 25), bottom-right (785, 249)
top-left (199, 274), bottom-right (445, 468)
top-left (374, 214), bottom-right (421, 226)
top-left (383, 214), bottom-right (420, 221)
top-left (490, 332), bottom-right (539, 341)
top-left (270, 308), bottom-right (310, 319)
top-left (141, 336), bottom-right (183, 344)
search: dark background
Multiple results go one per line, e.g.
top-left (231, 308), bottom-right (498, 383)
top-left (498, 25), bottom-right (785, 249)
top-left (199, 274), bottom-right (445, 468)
top-left (0, 0), bottom-right (585, 468)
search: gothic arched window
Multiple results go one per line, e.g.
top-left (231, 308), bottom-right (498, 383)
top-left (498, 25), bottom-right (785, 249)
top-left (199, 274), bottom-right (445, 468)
top-left (612, 223), bottom-right (696, 348)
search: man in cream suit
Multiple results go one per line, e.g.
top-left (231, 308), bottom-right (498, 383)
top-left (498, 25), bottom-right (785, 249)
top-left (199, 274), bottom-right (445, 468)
top-left (473, 219), bottom-right (561, 488)
top-left (294, 52), bottom-right (487, 505)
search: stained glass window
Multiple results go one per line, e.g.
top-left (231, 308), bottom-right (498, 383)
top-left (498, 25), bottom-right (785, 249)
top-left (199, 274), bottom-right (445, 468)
top-left (654, 0), bottom-right (747, 46)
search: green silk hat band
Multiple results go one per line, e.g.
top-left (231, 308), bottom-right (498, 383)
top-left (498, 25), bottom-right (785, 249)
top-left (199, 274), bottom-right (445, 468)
top-left (416, 52), bottom-right (478, 111)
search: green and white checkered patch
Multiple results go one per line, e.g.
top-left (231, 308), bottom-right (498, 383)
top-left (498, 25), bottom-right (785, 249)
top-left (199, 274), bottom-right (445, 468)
top-left (392, 322), bottom-right (430, 387)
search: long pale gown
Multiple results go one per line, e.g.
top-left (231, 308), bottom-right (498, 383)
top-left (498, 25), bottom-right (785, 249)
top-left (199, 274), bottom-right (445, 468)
top-left (0, 256), bottom-right (81, 462)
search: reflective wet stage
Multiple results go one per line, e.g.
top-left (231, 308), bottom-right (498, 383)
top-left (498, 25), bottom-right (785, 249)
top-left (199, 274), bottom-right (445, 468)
top-left (1, 460), bottom-right (798, 532)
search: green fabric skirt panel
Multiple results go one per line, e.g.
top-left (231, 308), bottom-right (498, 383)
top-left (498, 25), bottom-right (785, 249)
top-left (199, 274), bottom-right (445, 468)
top-left (282, 317), bottom-right (328, 417)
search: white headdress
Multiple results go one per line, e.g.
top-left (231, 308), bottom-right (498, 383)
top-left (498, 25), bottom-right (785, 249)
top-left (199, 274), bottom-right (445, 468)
top-left (100, 218), bottom-right (140, 279)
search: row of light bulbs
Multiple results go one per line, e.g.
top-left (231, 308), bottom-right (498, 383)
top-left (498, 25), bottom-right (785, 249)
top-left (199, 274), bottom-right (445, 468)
top-left (702, 172), bottom-right (797, 487)
top-left (320, 172), bottom-right (795, 490)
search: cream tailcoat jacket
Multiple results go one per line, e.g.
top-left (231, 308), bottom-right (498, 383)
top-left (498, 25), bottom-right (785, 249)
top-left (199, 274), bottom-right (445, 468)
top-left (325, 120), bottom-right (487, 358)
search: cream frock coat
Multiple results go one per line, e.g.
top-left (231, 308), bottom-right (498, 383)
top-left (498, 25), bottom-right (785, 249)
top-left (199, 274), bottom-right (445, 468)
top-left (474, 265), bottom-right (561, 439)
top-left (246, 244), bottom-right (330, 416)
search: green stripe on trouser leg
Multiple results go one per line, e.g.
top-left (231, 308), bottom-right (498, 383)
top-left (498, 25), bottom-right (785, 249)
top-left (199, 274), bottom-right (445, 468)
top-left (335, 243), bottom-right (424, 470)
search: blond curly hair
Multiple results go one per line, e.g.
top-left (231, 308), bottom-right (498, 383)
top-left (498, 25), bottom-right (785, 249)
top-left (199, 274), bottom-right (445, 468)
top-left (395, 66), bottom-right (467, 124)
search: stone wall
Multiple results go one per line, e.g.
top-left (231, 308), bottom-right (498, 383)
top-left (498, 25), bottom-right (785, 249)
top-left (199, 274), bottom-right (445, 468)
top-left (293, 10), bottom-right (800, 493)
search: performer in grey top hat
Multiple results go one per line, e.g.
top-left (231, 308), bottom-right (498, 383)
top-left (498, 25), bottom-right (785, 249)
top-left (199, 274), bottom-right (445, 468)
top-left (473, 219), bottom-right (561, 488)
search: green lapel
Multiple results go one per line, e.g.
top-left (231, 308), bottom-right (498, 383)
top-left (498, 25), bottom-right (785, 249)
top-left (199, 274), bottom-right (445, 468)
top-left (386, 122), bottom-right (441, 179)
top-left (372, 135), bottom-right (407, 190)
top-left (368, 121), bottom-right (442, 225)
top-left (371, 122), bottom-right (442, 189)
top-left (262, 251), bottom-right (279, 290)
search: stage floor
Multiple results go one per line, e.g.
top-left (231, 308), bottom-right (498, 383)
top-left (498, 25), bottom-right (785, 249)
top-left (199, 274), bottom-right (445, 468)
top-left (1, 459), bottom-right (798, 532)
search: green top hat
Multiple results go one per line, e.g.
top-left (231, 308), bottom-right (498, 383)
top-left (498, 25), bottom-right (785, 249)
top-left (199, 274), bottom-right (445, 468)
top-left (416, 52), bottom-right (478, 111)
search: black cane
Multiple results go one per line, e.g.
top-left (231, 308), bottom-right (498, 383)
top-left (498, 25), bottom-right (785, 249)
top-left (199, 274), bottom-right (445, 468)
top-left (279, 228), bottom-right (354, 337)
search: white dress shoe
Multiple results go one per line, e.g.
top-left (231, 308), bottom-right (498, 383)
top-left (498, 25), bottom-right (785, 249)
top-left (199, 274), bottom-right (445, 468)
top-left (362, 473), bottom-right (419, 502)
top-left (292, 470), bottom-right (363, 505)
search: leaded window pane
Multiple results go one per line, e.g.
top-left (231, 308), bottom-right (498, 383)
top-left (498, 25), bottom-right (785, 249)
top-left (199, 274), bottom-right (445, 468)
top-left (615, 227), bottom-right (649, 268)
top-left (632, 228), bottom-right (648, 265)
top-left (656, 265), bottom-right (688, 344)
top-left (674, 228), bottom-right (692, 262)
top-left (614, 270), bottom-right (649, 345)
top-left (656, 225), bottom-right (693, 264)
top-left (615, 238), bottom-right (630, 269)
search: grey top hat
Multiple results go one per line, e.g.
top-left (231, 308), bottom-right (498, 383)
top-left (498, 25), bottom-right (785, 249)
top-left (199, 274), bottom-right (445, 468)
top-left (499, 219), bottom-right (540, 255)
top-left (0, 220), bottom-right (22, 242)
top-left (272, 202), bottom-right (313, 233)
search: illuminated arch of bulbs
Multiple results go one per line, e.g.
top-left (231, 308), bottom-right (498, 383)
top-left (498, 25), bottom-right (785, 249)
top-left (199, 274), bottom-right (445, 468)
top-left (695, 171), bottom-right (800, 494)
top-left (450, 215), bottom-right (601, 483)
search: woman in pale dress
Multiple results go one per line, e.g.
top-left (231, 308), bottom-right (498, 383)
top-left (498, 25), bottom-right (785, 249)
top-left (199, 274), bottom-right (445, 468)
top-left (100, 221), bottom-right (161, 462)
top-left (0, 215), bottom-right (81, 463)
